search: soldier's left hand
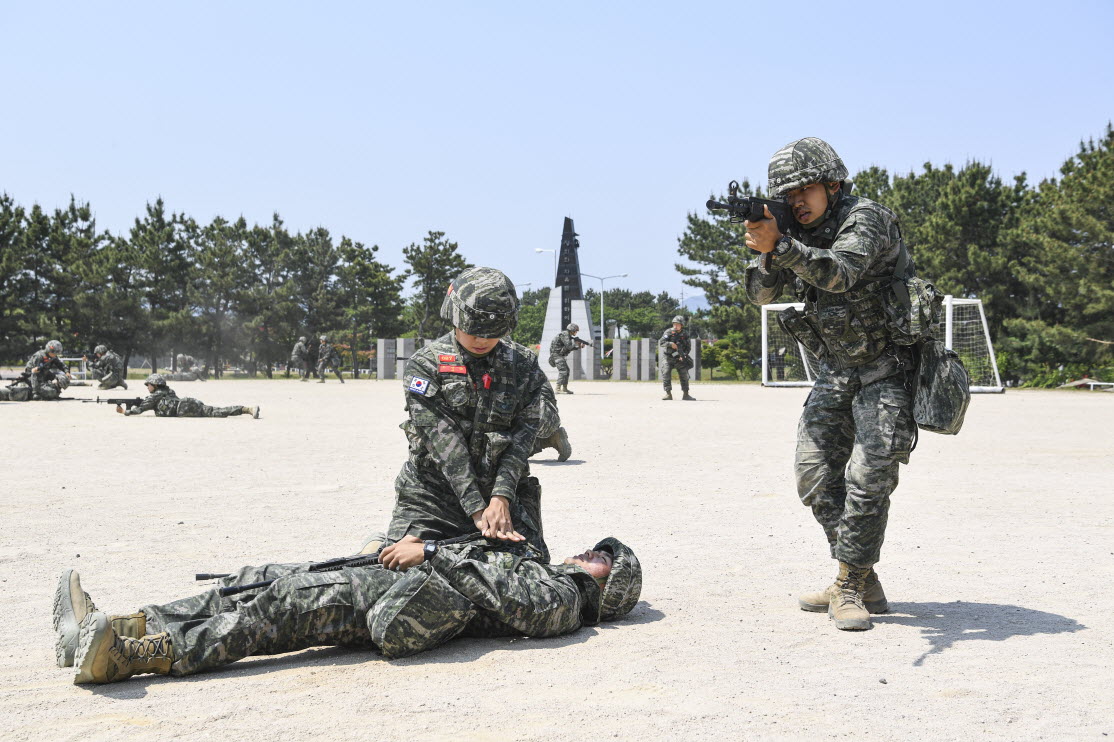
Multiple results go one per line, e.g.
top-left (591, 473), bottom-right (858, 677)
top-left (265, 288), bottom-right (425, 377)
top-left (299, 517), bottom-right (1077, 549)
top-left (379, 536), bottom-right (424, 570)
top-left (744, 205), bottom-right (781, 253)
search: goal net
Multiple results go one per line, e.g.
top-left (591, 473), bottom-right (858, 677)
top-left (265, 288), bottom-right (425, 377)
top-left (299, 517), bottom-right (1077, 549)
top-left (760, 296), bottom-right (1004, 392)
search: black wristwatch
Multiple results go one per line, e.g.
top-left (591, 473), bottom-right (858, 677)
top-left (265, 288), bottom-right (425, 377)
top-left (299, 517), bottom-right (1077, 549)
top-left (423, 540), bottom-right (439, 562)
top-left (773, 235), bottom-right (793, 256)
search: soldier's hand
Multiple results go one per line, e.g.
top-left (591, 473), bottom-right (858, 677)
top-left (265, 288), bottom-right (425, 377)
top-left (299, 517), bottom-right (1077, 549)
top-left (669, 342), bottom-right (677, 349)
top-left (744, 204), bottom-right (781, 253)
top-left (379, 535), bottom-right (424, 570)
top-left (473, 496), bottom-right (525, 542)
top-left (115, 405), bottom-right (124, 414)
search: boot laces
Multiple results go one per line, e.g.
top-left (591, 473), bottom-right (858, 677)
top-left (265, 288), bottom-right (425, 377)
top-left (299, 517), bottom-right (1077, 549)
top-left (121, 633), bottom-right (170, 663)
top-left (834, 567), bottom-right (870, 608)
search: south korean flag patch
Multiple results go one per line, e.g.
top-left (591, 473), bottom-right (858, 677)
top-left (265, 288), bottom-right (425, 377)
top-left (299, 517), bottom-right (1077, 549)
top-left (408, 376), bottom-right (431, 395)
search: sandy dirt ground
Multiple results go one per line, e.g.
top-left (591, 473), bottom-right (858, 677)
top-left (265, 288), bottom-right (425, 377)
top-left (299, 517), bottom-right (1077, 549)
top-left (1, 376), bottom-right (1111, 741)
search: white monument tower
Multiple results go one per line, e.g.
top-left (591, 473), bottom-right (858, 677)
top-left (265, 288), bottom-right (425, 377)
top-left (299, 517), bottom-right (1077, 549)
top-left (538, 217), bottom-right (596, 381)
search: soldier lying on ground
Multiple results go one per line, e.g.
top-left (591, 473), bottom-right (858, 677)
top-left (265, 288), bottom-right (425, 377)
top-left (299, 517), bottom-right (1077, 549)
top-left (54, 535), bottom-right (641, 685)
top-left (118, 373), bottom-right (259, 418)
top-left (388, 267), bottom-right (568, 563)
top-left (84, 345), bottom-right (128, 390)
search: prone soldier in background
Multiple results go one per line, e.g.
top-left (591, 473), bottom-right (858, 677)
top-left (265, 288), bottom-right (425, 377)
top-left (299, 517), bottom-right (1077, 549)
top-left (658, 316), bottom-right (695, 401)
top-left (85, 345), bottom-right (128, 390)
top-left (743, 137), bottom-right (920, 631)
top-left (316, 336), bottom-right (345, 383)
top-left (290, 335), bottom-right (312, 381)
top-left (24, 340), bottom-right (71, 400)
top-left (548, 323), bottom-right (587, 394)
top-left (120, 373), bottom-right (259, 419)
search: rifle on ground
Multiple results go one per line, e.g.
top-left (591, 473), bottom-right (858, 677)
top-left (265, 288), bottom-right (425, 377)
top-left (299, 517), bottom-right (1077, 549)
top-left (82, 396), bottom-right (143, 410)
top-left (706, 180), bottom-right (795, 246)
top-left (197, 533), bottom-right (482, 597)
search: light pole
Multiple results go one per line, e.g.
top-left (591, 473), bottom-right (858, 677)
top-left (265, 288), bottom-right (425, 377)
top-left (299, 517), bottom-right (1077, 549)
top-left (534, 248), bottom-right (556, 284)
top-left (580, 272), bottom-right (628, 342)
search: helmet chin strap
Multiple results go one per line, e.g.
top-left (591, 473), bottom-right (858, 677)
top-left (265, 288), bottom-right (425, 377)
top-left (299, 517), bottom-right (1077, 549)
top-left (803, 182), bottom-right (844, 231)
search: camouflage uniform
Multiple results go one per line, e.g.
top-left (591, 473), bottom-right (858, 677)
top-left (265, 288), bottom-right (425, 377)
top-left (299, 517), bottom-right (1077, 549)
top-left (317, 341), bottom-right (344, 383)
top-left (548, 330), bottom-right (579, 389)
top-left (92, 350), bottom-right (127, 389)
top-left (657, 323), bottom-right (691, 395)
top-left (24, 349), bottom-right (69, 400)
top-left (125, 386), bottom-right (246, 417)
top-left (171, 354), bottom-right (207, 382)
top-left (290, 338), bottom-right (311, 379)
top-left (394, 332), bottom-right (550, 561)
top-left (744, 137), bottom-right (917, 568)
top-left (140, 539), bottom-right (603, 675)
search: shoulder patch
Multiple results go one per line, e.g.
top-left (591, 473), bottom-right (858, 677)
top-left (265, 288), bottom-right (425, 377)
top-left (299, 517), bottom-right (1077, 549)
top-left (408, 376), bottom-right (431, 395)
top-left (438, 354), bottom-right (457, 363)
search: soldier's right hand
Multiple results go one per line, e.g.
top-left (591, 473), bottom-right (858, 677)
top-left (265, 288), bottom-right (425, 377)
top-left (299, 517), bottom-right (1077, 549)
top-left (472, 497), bottom-right (525, 542)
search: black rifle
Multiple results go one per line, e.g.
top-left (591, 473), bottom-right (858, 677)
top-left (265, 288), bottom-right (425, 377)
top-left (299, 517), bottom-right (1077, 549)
top-left (82, 396), bottom-right (143, 409)
top-left (706, 180), bottom-right (795, 245)
top-left (572, 336), bottom-right (590, 349)
top-left (198, 532), bottom-right (482, 598)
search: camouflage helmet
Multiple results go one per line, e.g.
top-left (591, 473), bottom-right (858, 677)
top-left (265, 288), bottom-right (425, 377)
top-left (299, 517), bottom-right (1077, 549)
top-left (594, 537), bottom-right (642, 620)
top-left (94, 345), bottom-right (107, 355)
top-left (144, 373), bottom-right (166, 387)
top-left (320, 335), bottom-right (327, 342)
top-left (45, 340), bottom-right (63, 355)
top-left (567, 323), bottom-right (579, 332)
top-left (767, 137), bottom-right (849, 196)
top-left (671, 315), bottom-right (685, 325)
top-left (440, 267), bottom-right (519, 339)
top-left (299, 336), bottom-right (306, 343)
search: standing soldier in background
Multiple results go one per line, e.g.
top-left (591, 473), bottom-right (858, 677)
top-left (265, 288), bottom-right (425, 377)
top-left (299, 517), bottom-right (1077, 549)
top-left (290, 336), bottom-right (312, 381)
top-left (85, 345), bottom-right (128, 390)
top-left (548, 323), bottom-right (585, 394)
top-left (658, 316), bottom-right (695, 401)
top-left (316, 336), bottom-right (345, 383)
top-left (25, 340), bottom-right (71, 400)
top-left (743, 137), bottom-right (920, 632)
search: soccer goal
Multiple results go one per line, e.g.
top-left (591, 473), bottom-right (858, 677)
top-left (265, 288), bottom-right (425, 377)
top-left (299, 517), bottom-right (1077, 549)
top-left (760, 296), bottom-right (1004, 392)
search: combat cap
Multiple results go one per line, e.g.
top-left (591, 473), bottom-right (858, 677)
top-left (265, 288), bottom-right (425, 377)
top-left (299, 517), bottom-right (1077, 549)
top-left (440, 267), bottom-right (519, 339)
top-left (594, 537), bottom-right (642, 620)
top-left (767, 137), bottom-right (849, 197)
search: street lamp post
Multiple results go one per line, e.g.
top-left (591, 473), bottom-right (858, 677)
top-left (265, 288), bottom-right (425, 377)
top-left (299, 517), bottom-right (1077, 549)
top-left (534, 248), bottom-right (556, 284)
top-left (580, 272), bottom-right (629, 343)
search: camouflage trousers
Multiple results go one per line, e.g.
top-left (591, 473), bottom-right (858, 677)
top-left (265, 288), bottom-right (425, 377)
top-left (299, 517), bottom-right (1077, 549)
top-left (552, 356), bottom-right (571, 386)
top-left (97, 372), bottom-right (126, 390)
top-left (142, 563), bottom-right (404, 676)
top-left (795, 351), bottom-right (916, 567)
top-left (659, 359), bottom-right (689, 393)
top-left (176, 398), bottom-right (244, 417)
top-left (317, 361), bottom-right (344, 382)
top-left (388, 461), bottom-right (549, 563)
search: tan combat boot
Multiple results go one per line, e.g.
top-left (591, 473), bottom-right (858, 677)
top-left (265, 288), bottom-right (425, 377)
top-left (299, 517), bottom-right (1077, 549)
top-left (55, 571), bottom-right (150, 667)
top-left (242, 405), bottom-right (260, 419)
top-left (73, 613), bottom-right (173, 684)
top-left (662, 391), bottom-right (673, 400)
top-left (799, 567), bottom-right (888, 614)
top-left (553, 426), bottom-right (572, 462)
top-left (827, 562), bottom-right (872, 631)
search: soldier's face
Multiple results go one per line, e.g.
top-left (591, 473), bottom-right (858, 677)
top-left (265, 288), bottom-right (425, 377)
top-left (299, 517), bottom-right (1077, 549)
top-left (563, 549), bottom-right (613, 579)
top-left (454, 329), bottom-right (501, 356)
top-left (146, 383), bottom-right (157, 392)
top-left (672, 323), bottom-right (682, 332)
top-left (786, 182), bottom-right (836, 226)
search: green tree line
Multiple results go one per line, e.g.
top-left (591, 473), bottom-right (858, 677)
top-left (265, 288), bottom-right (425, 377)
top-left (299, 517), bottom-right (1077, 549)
top-left (0, 195), bottom-right (477, 375)
top-left (677, 125), bottom-right (1114, 386)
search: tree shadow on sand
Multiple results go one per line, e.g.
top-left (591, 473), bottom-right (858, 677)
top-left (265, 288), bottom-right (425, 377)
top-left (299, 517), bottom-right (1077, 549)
top-left (88, 601), bottom-right (664, 697)
top-left (873, 601), bottom-right (1086, 667)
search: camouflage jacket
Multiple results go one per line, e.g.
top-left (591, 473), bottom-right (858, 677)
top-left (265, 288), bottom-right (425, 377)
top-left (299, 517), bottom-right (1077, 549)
top-left (126, 387), bottom-right (180, 416)
top-left (318, 343), bottom-right (341, 367)
top-left (401, 333), bottom-right (549, 516)
top-left (657, 328), bottom-right (690, 362)
top-left (24, 350), bottom-right (66, 376)
top-left (96, 351), bottom-right (124, 377)
top-left (367, 539), bottom-right (600, 659)
top-left (548, 331), bottom-right (579, 360)
top-left (743, 194), bottom-right (908, 369)
top-left (291, 341), bottom-right (308, 362)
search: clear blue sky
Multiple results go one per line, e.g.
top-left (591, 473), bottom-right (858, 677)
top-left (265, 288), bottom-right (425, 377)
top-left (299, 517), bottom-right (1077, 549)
top-left (3, 1), bottom-right (1111, 298)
